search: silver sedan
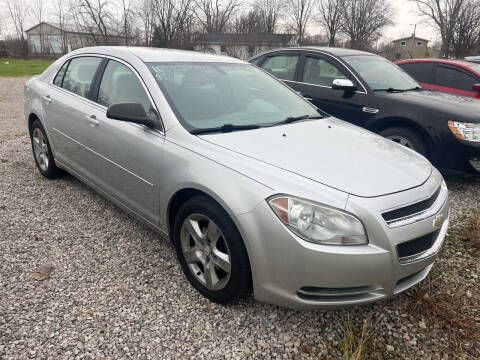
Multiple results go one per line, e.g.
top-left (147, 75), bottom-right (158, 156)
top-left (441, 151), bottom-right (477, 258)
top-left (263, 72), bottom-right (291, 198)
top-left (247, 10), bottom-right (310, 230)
top-left (24, 47), bottom-right (450, 309)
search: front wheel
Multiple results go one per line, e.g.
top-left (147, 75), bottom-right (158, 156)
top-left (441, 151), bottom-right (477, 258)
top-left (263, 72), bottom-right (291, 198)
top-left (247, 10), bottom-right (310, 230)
top-left (173, 195), bottom-right (251, 304)
top-left (379, 126), bottom-right (427, 156)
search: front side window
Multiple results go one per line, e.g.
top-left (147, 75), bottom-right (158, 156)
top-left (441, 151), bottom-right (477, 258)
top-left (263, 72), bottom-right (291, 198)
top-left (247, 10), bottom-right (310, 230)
top-left (261, 54), bottom-right (299, 81)
top-left (343, 55), bottom-right (420, 91)
top-left (53, 60), bottom-right (69, 87)
top-left (149, 63), bottom-right (318, 131)
top-left (302, 56), bottom-right (348, 87)
top-left (436, 66), bottom-right (477, 91)
top-left (97, 60), bottom-right (151, 112)
top-left (61, 56), bottom-right (102, 98)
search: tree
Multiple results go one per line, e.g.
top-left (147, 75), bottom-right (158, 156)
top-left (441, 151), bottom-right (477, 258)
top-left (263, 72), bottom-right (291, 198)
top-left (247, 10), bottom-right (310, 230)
top-left (151, 0), bottom-right (192, 48)
top-left (255, 0), bottom-right (283, 33)
top-left (340, 0), bottom-right (393, 50)
top-left (317, 0), bottom-right (343, 46)
top-left (51, 0), bottom-right (70, 53)
top-left (5, 0), bottom-right (29, 55)
top-left (232, 9), bottom-right (263, 34)
top-left (284, 0), bottom-right (314, 44)
top-left (193, 0), bottom-right (241, 34)
top-left (412, 0), bottom-right (480, 58)
top-left (135, 0), bottom-right (156, 46)
top-left (72, 0), bottom-right (114, 45)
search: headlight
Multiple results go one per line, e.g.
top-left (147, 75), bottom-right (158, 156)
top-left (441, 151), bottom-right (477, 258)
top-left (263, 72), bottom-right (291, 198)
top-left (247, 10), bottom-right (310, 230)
top-left (448, 121), bottom-right (480, 142)
top-left (268, 195), bottom-right (368, 245)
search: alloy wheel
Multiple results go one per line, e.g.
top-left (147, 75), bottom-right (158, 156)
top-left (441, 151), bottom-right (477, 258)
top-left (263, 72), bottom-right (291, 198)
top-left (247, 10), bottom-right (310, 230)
top-left (180, 214), bottom-right (231, 291)
top-left (386, 135), bottom-right (416, 150)
top-left (32, 127), bottom-right (49, 172)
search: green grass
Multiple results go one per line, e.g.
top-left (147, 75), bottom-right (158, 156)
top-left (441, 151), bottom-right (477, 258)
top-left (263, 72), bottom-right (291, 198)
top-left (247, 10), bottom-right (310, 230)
top-left (0, 58), bottom-right (54, 77)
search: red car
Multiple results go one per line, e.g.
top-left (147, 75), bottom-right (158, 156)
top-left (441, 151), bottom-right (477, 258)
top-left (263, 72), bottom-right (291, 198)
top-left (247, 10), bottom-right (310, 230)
top-left (396, 59), bottom-right (480, 99)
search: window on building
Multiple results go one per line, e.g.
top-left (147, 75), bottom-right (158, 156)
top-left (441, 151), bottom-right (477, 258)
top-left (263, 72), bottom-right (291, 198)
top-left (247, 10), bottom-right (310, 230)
top-left (220, 45), bottom-right (226, 52)
top-left (400, 41), bottom-right (407, 46)
top-left (416, 41), bottom-right (423, 46)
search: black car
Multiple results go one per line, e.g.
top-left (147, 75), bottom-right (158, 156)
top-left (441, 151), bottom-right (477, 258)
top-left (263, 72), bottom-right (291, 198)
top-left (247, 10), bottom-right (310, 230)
top-left (249, 47), bottom-right (480, 175)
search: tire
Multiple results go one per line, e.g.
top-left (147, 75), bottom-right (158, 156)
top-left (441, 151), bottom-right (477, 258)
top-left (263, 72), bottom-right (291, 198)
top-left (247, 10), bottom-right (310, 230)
top-left (30, 120), bottom-right (63, 179)
top-left (173, 195), bottom-right (252, 304)
top-left (379, 126), bottom-right (427, 156)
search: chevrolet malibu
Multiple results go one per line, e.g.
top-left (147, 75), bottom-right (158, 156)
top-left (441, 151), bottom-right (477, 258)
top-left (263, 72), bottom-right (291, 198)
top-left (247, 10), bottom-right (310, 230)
top-left (24, 47), bottom-right (450, 309)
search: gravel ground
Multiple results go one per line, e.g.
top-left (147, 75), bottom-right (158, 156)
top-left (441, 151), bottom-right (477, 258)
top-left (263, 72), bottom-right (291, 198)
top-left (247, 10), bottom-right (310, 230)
top-left (0, 77), bottom-right (479, 359)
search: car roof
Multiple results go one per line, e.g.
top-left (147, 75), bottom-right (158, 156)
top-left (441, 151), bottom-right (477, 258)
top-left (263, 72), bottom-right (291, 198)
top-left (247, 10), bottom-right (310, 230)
top-left (70, 46), bottom-right (246, 64)
top-left (254, 46), bottom-right (375, 58)
top-left (395, 58), bottom-right (480, 76)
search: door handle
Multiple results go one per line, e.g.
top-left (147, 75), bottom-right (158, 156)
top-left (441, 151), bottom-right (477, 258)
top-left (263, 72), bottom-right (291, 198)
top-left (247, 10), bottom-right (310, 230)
top-left (42, 95), bottom-right (52, 104)
top-left (86, 115), bottom-right (99, 127)
top-left (302, 95), bottom-right (313, 101)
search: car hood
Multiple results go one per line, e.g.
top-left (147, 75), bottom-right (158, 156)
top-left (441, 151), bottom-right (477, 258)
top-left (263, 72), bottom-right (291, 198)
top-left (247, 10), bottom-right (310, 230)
top-left (377, 90), bottom-right (480, 118)
top-left (199, 117), bottom-right (432, 197)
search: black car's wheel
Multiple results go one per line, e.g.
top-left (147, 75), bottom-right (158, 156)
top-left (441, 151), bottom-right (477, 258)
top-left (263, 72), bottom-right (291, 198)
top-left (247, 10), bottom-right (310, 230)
top-left (30, 120), bottom-right (63, 179)
top-left (379, 126), bottom-right (427, 156)
top-left (173, 195), bottom-right (251, 304)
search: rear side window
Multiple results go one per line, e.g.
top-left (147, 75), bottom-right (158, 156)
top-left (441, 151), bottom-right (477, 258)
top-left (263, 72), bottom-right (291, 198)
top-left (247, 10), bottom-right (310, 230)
top-left (399, 62), bottom-right (432, 83)
top-left (61, 57), bottom-right (102, 98)
top-left (97, 60), bottom-right (151, 113)
top-left (53, 61), bottom-right (69, 87)
top-left (436, 66), bottom-right (477, 91)
top-left (261, 54), bottom-right (299, 81)
top-left (302, 56), bottom-right (348, 86)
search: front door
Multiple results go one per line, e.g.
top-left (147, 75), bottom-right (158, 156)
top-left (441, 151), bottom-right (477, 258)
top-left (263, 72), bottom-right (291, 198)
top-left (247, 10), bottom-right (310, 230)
top-left (79, 59), bottom-right (164, 225)
top-left (294, 53), bottom-right (367, 124)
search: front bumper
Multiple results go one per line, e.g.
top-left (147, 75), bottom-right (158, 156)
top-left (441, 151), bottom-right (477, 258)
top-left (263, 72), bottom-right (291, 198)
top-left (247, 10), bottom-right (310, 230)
top-left (237, 170), bottom-right (449, 309)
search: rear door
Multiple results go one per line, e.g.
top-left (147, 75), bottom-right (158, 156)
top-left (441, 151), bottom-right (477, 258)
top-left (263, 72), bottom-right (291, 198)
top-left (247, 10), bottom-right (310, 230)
top-left (294, 52), bottom-right (366, 123)
top-left (45, 56), bottom-right (103, 173)
top-left (397, 62), bottom-right (434, 89)
top-left (78, 58), bottom-right (164, 224)
top-left (432, 64), bottom-right (480, 98)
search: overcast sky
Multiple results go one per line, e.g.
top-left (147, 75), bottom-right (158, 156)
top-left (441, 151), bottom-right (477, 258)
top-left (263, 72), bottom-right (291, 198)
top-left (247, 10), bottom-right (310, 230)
top-left (384, 0), bottom-right (437, 43)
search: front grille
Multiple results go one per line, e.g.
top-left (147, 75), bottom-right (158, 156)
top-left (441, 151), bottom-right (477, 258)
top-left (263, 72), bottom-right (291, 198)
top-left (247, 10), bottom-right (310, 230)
top-left (396, 230), bottom-right (439, 260)
top-left (382, 186), bottom-right (441, 224)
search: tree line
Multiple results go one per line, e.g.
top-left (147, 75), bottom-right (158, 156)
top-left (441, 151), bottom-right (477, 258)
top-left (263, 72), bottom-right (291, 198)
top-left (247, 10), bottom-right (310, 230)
top-left (1, 0), bottom-right (479, 58)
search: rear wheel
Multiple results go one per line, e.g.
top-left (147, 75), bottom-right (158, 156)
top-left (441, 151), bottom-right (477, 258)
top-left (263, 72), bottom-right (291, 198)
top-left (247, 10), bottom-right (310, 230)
top-left (379, 126), bottom-right (427, 156)
top-left (30, 120), bottom-right (63, 179)
top-left (173, 195), bottom-right (251, 304)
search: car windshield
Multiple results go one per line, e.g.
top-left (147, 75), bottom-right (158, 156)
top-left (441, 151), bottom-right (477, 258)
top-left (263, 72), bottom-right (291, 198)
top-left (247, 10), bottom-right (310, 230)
top-left (342, 55), bottom-right (421, 91)
top-left (148, 62), bottom-right (319, 131)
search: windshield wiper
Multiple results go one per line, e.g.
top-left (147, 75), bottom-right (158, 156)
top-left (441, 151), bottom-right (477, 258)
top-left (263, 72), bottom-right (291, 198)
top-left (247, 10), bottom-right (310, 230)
top-left (270, 114), bottom-right (324, 127)
top-left (374, 88), bottom-right (406, 93)
top-left (190, 123), bottom-right (260, 135)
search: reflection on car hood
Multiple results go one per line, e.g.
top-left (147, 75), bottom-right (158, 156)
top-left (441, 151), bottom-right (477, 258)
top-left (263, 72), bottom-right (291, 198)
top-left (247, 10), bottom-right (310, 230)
top-left (200, 117), bottom-right (432, 197)
top-left (379, 90), bottom-right (480, 118)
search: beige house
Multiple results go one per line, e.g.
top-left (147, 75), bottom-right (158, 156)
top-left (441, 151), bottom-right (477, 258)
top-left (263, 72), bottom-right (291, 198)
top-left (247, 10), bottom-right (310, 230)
top-left (25, 22), bottom-right (130, 57)
top-left (392, 36), bottom-right (429, 60)
top-left (194, 33), bottom-right (298, 60)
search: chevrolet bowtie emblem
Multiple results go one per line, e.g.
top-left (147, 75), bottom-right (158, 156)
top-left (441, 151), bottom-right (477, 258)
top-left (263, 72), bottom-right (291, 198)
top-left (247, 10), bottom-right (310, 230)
top-left (433, 215), bottom-right (444, 228)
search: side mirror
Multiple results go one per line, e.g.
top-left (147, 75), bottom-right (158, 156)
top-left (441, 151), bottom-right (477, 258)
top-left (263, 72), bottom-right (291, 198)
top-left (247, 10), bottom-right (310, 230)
top-left (332, 78), bottom-right (357, 92)
top-left (107, 102), bottom-right (156, 129)
top-left (472, 83), bottom-right (480, 93)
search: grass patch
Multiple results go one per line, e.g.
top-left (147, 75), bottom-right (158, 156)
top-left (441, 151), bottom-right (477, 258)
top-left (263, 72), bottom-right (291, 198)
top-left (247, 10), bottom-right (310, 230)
top-left (342, 319), bottom-right (376, 360)
top-left (0, 58), bottom-right (54, 77)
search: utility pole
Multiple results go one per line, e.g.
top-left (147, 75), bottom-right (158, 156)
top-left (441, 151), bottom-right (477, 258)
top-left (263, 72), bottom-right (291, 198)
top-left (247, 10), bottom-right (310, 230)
top-left (410, 23), bottom-right (416, 59)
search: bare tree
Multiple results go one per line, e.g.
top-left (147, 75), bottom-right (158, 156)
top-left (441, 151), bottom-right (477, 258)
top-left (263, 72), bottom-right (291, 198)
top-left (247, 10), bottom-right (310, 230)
top-left (135, 0), bottom-right (156, 46)
top-left (51, 0), bottom-right (70, 53)
top-left (30, 0), bottom-right (47, 54)
top-left (6, 0), bottom-right (29, 55)
top-left (119, 0), bottom-right (134, 45)
top-left (340, 0), bottom-right (393, 50)
top-left (232, 9), bottom-right (263, 34)
top-left (255, 0), bottom-right (283, 33)
top-left (413, 0), bottom-right (480, 57)
top-left (317, 0), bottom-right (343, 46)
top-left (284, 0), bottom-right (313, 44)
top-left (193, 0), bottom-right (241, 34)
top-left (152, 0), bottom-right (192, 48)
top-left (72, 0), bottom-right (114, 45)
top-left (451, 0), bottom-right (480, 57)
